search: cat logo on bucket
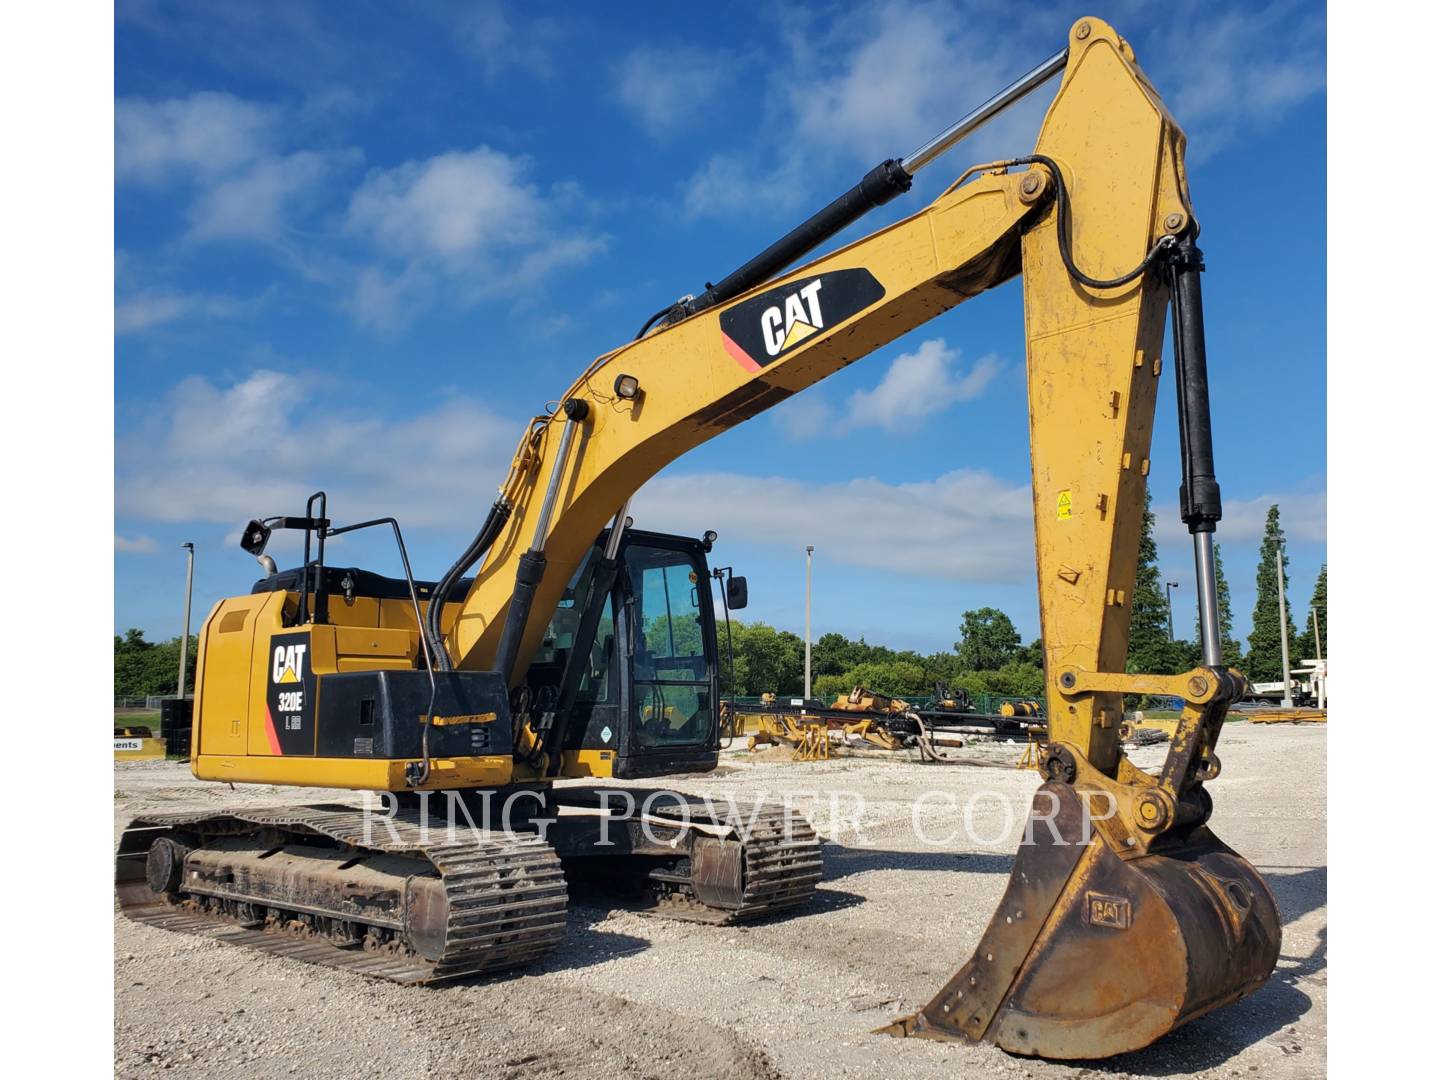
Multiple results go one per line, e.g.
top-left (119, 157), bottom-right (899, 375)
top-left (719, 268), bottom-right (885, 372)
top-left (1085, 892), bottom-right (1132, 930)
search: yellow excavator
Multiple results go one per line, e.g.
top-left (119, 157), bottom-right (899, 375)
top-left (117, 17), bottom-right (1279, 1061)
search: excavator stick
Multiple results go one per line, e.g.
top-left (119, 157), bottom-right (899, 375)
top-left (875, 18), bottom-right (1281, 1057)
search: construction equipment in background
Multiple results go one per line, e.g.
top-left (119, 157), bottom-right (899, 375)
top-left (117, 16), bottom-right (1277, 1061)
top-left (1237, 706), bottom-right (1327, 724)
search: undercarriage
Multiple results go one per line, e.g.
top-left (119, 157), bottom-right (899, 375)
top-left (116, 790), bottom-right (822, 983)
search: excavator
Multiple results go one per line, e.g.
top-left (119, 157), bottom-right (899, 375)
top-left (116, 17), bottom-right (1280, 1061)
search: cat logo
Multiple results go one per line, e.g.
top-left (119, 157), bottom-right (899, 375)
top-left (1085, 891), bottom-right (1132, 930)
top-left (272, 642), bottom-right (308, 684)
top-left (719, 268), bottom-right (885, 372)
top-left (761, 279), bottom-right (825, 356)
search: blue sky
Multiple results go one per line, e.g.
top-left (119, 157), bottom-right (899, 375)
top-left (115, 0), bottom-right (1326, 655)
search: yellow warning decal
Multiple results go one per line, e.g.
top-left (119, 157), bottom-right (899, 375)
top-left (1057, 490), bottom-right (1073, 520)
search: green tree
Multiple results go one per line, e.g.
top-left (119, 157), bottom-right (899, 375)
top-left (1015, 638), bottom-right (1044, 668)
top-left (1191, 542), bottom-right (1243, 667)
top-left (1127, 490), bottom-right (1181, 674)
top-left (810, 632), bottom-right (855, 677)
top-left (955, 608), bottom-right (1021, 671)
top-left (1246, 505), bottom-right (1297, 682)
top-left (728, 621), bottom-right (804, 696)
top-left (114, 629), bottom-right (196, 700)
top-left (1294, 563), bottom-right (1327, 660)
top-left (813, 658), bottom-right (935, 702)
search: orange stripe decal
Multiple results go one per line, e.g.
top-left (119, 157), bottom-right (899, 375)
top-left (721, 331), bottom-right (761, 372)
top-left (264, 705), bottom-right (282, 755)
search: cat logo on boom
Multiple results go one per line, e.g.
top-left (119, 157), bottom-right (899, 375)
top-left (719, 268), bottom-right (885, 372)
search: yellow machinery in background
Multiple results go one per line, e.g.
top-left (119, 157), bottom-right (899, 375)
top-left (117, 17), bottom-right (1277, 1061)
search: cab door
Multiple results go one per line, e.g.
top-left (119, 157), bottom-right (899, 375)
top-left (618, 540), bottom-right (718, 765)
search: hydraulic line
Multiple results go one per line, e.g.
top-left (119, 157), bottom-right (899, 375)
top-left (1008, 154), bottom-right (1177, 289)
top-left (492, 399), bottom-right (589, 687)
top-left (425, 498), bottom-right (511, 671)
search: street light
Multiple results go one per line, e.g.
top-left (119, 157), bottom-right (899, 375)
top-left (1276, 546), bottom-right (1293, 708)
top-left (804, 546), bottom-right (815, 700)
top-left (1165, 581), bottom-right (1180, 642)
top-left (178, 542), bottom-right (195, 699)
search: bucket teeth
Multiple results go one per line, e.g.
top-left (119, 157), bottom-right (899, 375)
top-left (882, 782), bottom-right (1280, 1059)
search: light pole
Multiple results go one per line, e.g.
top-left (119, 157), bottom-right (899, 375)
top-left (1164, 581), bottom-right (1180, 641)
top-left (804, 546), bottom-right (814, 700)
top-left (1276, 546), bottom-right (1293, 708)
top-left (178, 542), bottom-right (195, 699)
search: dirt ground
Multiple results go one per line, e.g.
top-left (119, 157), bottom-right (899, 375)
top-left (114, 722), bottom-right (1326, 1079)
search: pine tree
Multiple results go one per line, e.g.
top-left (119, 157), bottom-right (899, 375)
top-left (1127, 490), bottom-right (1179, 673)
top-left (1192, 542), bottom-right (1243, 667)
top-left (1294, 564), bottom-right (1327, 660)
top-left (1246, 505), bottom-right (1297, 682)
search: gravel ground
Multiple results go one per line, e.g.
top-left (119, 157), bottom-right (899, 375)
top-left (115, 722), bottom-right (1325, 1079)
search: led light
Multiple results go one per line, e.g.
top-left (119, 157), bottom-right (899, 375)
top-left (614, 373), bottom-right (641, 399)
top-left (703, 530), bottom-right (718, 545)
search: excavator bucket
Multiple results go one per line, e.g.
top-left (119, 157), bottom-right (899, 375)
top-left (880, 783), bottom-right (1280, 1058)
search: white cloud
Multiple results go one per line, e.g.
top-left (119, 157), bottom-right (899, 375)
top-left (1142, 1), bottom-right (1326, 161)
top-left (347, 149), bottom-right (548, 261)
top-left (117, 90), bottom-right (359, 253)
top-left (773, 338), bottom-right (1002, 438)
top-left (678, 1), bottom-right (1045, 221)
top-left (116, 369), bottom-right (519, 530)
top-left (116, 92), bottom-right (277, 185)
top-left (786, 1), bottom-right (1034, 165)
top-left (681, 153), bottom-right (811, 221)
top-left (453, 1), bottom-right (562, 81)
top-left (186, 150), bottom-right (337, 243)
top-left (115, 288), bottom-right (247, 334)
top-left (1155, 491), bottom-right (1327, 547)
top-left (635, 467), bottom-right (1035, 583)
top-left (675, 1), bottom-right (1323, 220)
top-left (115, 534), bottom-right (159, 555)
top-left (845, 339), bottom-right (1000, 431)
top-left (344, 147), bottom-right (604, 326)
top-left (615, 46), bottom-right (727, 136)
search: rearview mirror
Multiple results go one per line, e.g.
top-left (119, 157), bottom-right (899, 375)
top-left (726, 575), bottom-right (748, 610)
top-left (240, 519), bottom-right (272, 556)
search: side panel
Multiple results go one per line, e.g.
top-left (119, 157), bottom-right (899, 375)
top-left (195, 595), bottom-right (265, 758)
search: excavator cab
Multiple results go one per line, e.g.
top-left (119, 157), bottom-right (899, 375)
top-left (527, 528), bottom-right (727, 779)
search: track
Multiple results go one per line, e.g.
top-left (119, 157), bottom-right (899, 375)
top-left (116, 805), bottom-right (568, 984)
top-left (646, 797), bottom-right (824, 924)
top-left (117, 796), bottom-right (824, 978)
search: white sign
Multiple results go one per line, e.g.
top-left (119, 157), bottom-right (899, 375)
top-left (114, 738), bottom-right (144, 752)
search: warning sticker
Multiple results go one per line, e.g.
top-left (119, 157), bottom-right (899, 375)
top-left (1057, 490), bottom-right (1073, 520)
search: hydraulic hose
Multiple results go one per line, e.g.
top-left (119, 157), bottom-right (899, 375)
top-left (425, 498), bottom-right (511, 671)
top-left (1009, 154), bottom-right (1178, 290)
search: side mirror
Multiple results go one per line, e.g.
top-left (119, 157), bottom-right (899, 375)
top-left (726, 575), bottom-right (748, 610)
top-left (240, 519), bottom-right (272, 556)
